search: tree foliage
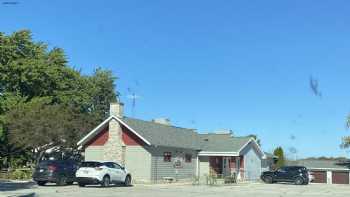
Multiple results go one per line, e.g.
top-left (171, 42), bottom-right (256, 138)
top-left (248, 134), bottom-right (261, 146)
top-left (342, 115), bottom-right (350, 149)
top-left (273, 146), bottom-right (285, 168)
top-left (5, 99), bottom-right (97, 163)
top-left (0, 30), bottom-right (118, 165)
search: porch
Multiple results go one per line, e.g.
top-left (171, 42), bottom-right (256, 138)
top-left (198, 155), bottom-right (245, 181)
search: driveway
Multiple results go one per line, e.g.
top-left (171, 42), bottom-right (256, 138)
top-left (1, 181), bottom-right (350, 197)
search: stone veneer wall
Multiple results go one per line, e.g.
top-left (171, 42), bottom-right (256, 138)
top-left (103, 118), bottom-right (126, 165)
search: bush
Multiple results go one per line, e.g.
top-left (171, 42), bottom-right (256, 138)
top-left (9, 169), bottom-right (33, 180)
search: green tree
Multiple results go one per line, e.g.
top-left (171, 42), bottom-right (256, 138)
top-left (5, 99), bottom-right (97, 163)
top-left (273, 146), bottom-right (285, 168)
top-left (87, 67), bottom-right (118, 120)
top-left (248, 134), bottom-right (261, 146)
top-left (0, 30), bottom-right (118, 166)
top-left (342, 116), bottom-right (350, 149)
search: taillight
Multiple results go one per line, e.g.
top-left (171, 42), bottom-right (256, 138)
top-left (48, 165), bottom-right (57, 172)
top-left (95, 167), bottom-right (103, 171)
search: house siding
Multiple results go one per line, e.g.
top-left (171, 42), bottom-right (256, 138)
top-left (149, 146), bottom-right (197, 182)
top-left (125, 146), bottom-right (152, 183)
top-left (199, 156), bottom-right (210, 178)
top-left (86, 127), bottom-right (109, 146)
top-left (240, 142), bottom-right (262, 180)
top-left (85, 146), bottom-right (104, 161)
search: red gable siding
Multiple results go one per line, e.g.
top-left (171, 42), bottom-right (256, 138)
top-left (86, 127), bottom-right (109, 146)
top-left (85, 123), bottom-right (145, 147)
top-left (122, 125), bottom-right (144, 146)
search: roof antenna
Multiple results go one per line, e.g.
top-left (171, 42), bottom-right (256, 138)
top-left (127, 82), bottom-right (141, 117)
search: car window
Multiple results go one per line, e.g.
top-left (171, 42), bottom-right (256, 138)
top-left (103, 162), bottom-right (115, 168)
top-left (113, 163), bottom-right (121, 169)
top-left (278, 167), bottom-right (289, 172)
top-left (81, 162), bottom-right (102, 168)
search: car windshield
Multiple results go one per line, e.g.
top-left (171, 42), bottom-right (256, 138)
top-left (80, 162), bottom-right (102, 168)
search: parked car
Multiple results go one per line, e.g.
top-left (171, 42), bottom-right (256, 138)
top-left (75, 161), bottom-right (132, 187)
top-left (261, 166), bottom-right (309, 185)
top-left (33, 160), bottom-right (79, 186)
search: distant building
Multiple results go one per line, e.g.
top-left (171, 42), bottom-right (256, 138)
top-left (287, 159), bottom-right (350, 184)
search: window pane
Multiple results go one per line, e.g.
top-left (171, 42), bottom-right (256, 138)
top-left (163, 152), bottom-right (171, 162)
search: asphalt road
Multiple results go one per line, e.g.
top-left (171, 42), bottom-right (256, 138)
top-left (1, 181), bottom-right (350, 197)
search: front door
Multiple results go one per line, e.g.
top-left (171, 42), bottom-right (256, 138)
top-left (223, 157), bottom-right (230, 177)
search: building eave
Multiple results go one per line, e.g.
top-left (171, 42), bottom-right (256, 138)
top-left (77, 115), bottom-right (151, 147)
top-left (198, 151), bottom-right (239, 156)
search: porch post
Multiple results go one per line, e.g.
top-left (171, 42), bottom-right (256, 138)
top-left (236, 157), bottom-right (240, 180)
top-left (196, 155), bottom-right (200, 177)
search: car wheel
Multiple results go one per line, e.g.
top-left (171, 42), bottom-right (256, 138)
top-left (78, 183), bottom-right (86, 187)
top-left (101, 175), bottom-right (110, 187)
top-left (36, 181), bottom-right (47, 186)
top-left (294, 177), bottom-right (304, 185)
top-left (124, 175), bottom-right (131, 186)
top-left (263, 176), bottom-right (273, 184)
top-left (66, 181), bottom-right (74, 185)
top-left (56, 176), bottom-right (67, 186)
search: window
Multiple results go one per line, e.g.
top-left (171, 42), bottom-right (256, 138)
top-left (163, 152), bottom-right (172, 162)
top-left (104, 162), bottom-right (115, 168)
top-left (185, 154), bottom-right (192, 163)
top-left (112, 163), bottom-right (122, 169)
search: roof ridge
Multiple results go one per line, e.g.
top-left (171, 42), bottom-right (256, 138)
top-left (123, 116), bottom-right (196, 131)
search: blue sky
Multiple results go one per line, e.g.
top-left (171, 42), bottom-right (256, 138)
top-left (1, 0), bottom-right (350, 158)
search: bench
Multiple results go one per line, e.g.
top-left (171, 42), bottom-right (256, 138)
top-left (162, 177), bottom-right (175, 183)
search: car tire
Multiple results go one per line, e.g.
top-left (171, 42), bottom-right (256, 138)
top-left (56, 176), bottom-right (67, 186)
top-left (78, 183), bottom-right (86, 187)
top-left (101, 175), bottom-right (110, 187)
top-left (66, 181), bottom-right (74, 185)
top-left (36, 181), bottom-right (47, 186)
top-left (294, 177), bottom-right (304, 185)
top-left (124, 175), bottom-right (131, 187)
top-left (263, 176), bottom-right (273, 184)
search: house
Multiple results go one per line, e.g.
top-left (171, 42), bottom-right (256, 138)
top-left (287, 159), bottom-right (350, 184)
top-left (77, 102), bottom-right (265, 183)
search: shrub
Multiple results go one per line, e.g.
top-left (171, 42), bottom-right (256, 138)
top-left (9, 169), bottom-right (33, 180)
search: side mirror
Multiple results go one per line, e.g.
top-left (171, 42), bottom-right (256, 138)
top-left (121, 166), bottom-right (125, 170)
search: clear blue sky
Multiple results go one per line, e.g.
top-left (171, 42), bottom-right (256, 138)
top-left (2, 0), bottom-right (350, 158)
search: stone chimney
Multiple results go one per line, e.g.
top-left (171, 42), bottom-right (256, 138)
top-left (110, 102), bottom-right (124, 117)
top-left (103, 102), bottom-right (125, 164)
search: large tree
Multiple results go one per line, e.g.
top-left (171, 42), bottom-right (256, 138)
top-left (0, 30), bottom-right (118, 166)
top-left (273, 146), bottom-right (285, 168)
top-left (5, 99), bottom-right (97, 163)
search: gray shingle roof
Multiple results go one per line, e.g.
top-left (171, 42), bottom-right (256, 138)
top-left (120, 117), bottom-right (254, 153)
top-left (122, 117), bottom-right (201, 150)
top-left (198, 133), bottom-right (251, 152)
top-left (287, 159), bottom-right (350, 170)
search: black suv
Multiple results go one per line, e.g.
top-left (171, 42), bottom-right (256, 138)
top-left (261, 166), bottom-right (309, 185)
top-left (33, 160), bottom-right (79, 186)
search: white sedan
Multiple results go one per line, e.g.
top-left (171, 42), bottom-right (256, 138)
top-left (76, 161), bottom-right (131, 187)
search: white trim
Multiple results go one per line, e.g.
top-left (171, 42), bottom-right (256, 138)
top-left (237, 138), bottom-right (265, 158)
top-left (77, 116), bottom-right (113, 146)
top-left (77, 115), bottom-right (151, 147)
top-left (113, 115), bottom-right (151, 146)
top-left (198, 151), bottom-right (239, 156)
